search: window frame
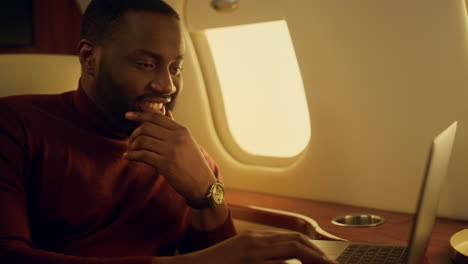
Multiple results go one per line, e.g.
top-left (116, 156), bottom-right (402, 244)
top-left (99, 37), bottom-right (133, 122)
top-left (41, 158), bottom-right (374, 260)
top-left (190, 29), bottom-right (311, 167)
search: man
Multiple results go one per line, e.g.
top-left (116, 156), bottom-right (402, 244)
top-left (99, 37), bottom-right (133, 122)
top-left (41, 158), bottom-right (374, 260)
top-left (0, 0), bottom-right (336, 263)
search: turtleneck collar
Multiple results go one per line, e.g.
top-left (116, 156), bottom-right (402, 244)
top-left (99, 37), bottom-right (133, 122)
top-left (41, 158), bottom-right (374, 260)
top-left (72, 82), bottom-right (129, 140)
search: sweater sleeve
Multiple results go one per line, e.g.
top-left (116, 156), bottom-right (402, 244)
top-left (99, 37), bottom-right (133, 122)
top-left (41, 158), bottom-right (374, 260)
top-left (0, 246), bottom-right (156, 264)
top-left (0, 101), bottom-right (154, 264)
top-left (178, 210), bottom-right (237, 253)
top-left (178, 148), bottom-right (238, 253)
top-left (0, 101), bottom-right (33, 247)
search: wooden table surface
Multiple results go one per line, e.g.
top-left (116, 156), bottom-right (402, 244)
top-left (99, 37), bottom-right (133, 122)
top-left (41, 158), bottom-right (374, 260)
top-left (226, 188), bottom-right (468, 264)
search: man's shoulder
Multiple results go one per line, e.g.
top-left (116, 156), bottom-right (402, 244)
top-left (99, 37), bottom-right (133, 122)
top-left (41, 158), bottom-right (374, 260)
top-left (0, 92), bottom-right (70, 105)
top-left (0, 91), bottom-right (75, 115)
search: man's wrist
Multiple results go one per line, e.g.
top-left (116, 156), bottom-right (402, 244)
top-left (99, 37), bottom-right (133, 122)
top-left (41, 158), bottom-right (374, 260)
top-left (186, 180), bottom-right (224, 210)
top-left (188, 178), bottom-right (217, 200)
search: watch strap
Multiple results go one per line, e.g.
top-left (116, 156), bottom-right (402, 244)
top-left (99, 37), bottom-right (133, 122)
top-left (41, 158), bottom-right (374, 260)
top-left (186, 180), bottom-right (223, 210)
top-left (186, 195), bottom-right (212, 209)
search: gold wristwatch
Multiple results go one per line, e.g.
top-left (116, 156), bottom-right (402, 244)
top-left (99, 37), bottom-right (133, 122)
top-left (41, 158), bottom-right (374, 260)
top-left (186, 180), bottom-right (224, 209)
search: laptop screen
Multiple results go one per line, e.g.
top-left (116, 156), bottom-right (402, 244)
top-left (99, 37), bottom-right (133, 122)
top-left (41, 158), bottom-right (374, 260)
top-left (407, 121), bottom-right (457, 263)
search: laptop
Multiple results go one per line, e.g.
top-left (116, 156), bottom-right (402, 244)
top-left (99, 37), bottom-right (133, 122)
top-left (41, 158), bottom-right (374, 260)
top-left (289, 121), bottom-right (458, 264)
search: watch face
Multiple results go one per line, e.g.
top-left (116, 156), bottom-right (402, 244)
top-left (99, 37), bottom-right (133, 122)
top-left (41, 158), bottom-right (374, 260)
top-left (212, 183), bottom-right (224, 205)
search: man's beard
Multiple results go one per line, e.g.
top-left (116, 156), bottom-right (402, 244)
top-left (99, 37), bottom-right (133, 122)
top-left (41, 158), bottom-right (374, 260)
top-left (94, 72), bottom-right (139, 137)
top-left (93, 71), bottom-right (179, 137)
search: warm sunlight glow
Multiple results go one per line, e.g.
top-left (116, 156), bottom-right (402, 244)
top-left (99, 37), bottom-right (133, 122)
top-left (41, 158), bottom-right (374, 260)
top-left (205, 20), bottom-right (311, 157)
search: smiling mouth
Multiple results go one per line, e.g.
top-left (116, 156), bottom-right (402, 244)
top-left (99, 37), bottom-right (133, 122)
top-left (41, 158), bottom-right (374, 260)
top-left (138, 98), bottom-right (171, 115)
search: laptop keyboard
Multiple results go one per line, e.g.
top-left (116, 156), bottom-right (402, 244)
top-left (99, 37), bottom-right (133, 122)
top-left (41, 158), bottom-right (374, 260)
top-left (336, 244), bottom-right (408, 264)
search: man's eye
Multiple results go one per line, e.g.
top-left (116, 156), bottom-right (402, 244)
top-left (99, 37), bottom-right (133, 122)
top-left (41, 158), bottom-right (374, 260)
top-left (135, 62), bottom-right (155, 70)
top-left (171, 66), bottom-right (183, 76)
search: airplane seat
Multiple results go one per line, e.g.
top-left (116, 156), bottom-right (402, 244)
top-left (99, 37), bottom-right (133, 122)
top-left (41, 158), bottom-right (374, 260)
top-left (0, 53), bottom-right (343, 241)
top-left (0, 54), bottom-right (81, 97)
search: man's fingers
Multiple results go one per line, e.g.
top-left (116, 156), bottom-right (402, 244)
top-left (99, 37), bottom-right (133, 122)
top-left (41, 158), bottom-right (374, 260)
top-left (124, 149), bottom-right (161, 167)
top-left (256, 232), bottom-right (326, 257)
top-left (260, 261), bottom-right (290, 264)
top-left (127, 135), bottom-right (165, 153)
top-left (242, 231), bottom-right (336, 264)
top-left (166, 110), bottom-right (175, 120)
top-left (125, 111), bottom-right (176, 130)
top-left (128, 123), bottom-right (170, 144)
top-left (257, 241), bottom-right (332, 264)
top-left (200, 232), bottom-right (336, 264)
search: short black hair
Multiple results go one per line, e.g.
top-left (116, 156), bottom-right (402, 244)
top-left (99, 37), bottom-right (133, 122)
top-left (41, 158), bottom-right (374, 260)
top-left (81, 0), bottom-right (180, 45)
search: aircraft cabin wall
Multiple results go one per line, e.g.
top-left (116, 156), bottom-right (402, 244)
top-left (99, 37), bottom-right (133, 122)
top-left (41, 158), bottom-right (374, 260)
top-left (166, 0), bottom-right (468, 221)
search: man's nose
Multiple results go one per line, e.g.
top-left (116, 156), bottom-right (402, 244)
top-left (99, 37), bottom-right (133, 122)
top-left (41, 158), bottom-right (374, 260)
top-left (150, 71), bottom-right (176, 95)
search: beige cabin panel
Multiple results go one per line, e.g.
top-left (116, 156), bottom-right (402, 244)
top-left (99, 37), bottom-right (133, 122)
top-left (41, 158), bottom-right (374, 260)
top-left (173, 0), bottom-right (468, 220)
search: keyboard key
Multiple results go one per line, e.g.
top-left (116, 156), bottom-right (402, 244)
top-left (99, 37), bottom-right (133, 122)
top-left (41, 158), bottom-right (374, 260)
top-left (336, 244), bottom-right (408, 264)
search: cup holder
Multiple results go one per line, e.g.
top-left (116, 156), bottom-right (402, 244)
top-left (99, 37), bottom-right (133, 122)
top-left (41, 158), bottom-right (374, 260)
top-left (331, 214), bottom-right (384, 227)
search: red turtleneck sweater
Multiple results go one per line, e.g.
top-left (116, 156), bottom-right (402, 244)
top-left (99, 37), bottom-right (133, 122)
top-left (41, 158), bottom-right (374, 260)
top-left (0, 86), bottom-right (236, 264)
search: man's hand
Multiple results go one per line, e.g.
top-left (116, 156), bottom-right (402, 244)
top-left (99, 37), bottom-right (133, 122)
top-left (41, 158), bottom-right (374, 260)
top-left (156, 231), bottom-right (337, 264)
top-left (124, 110), bottom-right (216, 200)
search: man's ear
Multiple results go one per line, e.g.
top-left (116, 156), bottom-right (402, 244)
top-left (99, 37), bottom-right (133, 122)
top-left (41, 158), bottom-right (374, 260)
top-left (78, 39), bottom-right (100, 77)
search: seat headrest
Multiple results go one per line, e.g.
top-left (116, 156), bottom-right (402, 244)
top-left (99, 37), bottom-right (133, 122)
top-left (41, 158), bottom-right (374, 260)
top-left (0, 54), bottom-right (81, 97)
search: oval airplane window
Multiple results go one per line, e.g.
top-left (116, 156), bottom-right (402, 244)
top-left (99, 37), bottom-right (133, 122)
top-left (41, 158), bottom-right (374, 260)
top-left (202, 20), bottom-right (311, 159)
